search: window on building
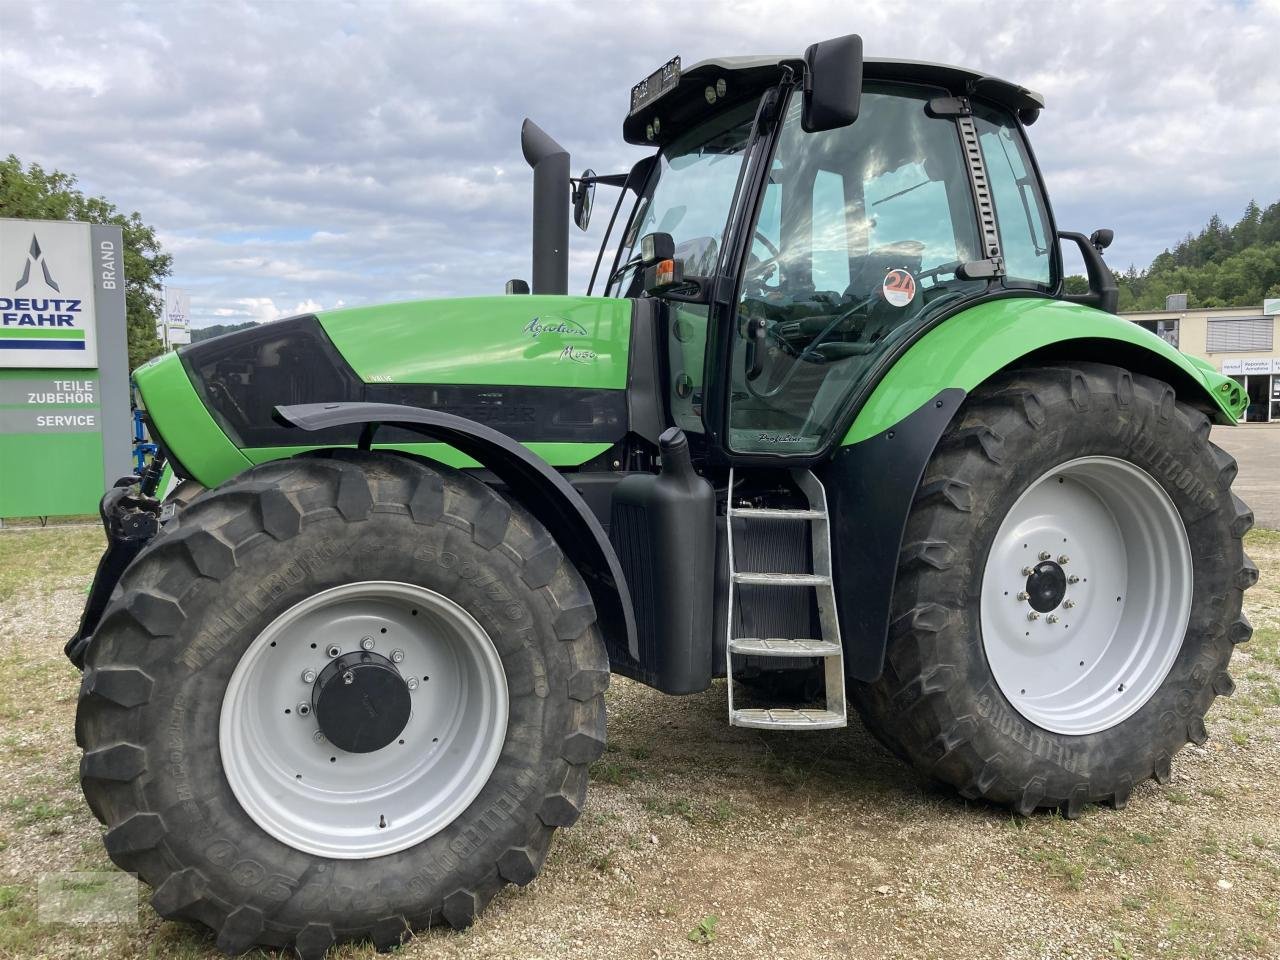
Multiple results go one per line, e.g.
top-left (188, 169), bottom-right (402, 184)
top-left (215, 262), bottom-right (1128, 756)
top-left (1206, 317), bottom-right (1274, 353)
top-left (1136, 318), bottom-right (1180, 349)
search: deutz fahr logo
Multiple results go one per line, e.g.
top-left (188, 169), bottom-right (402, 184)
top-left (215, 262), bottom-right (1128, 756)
top-left (15, 234), bottom-right (60, 292)
top-left (1, 234), bottom-right (84, 333)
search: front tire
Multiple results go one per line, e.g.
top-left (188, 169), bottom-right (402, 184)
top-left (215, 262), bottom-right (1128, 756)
top-left (76, 451), bottom-right (609, 955)
top-left (851, 363), bottom-right (1256, 817)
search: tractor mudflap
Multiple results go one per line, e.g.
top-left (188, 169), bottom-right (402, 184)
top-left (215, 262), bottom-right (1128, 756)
top-left (64, 481), bottom-right (168, 670)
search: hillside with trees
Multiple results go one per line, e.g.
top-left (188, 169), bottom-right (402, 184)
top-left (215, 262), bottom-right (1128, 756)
top-left (1112, 200), bottom-right (1280, 311)
top-left (190, 322), bottom-right (258, 342)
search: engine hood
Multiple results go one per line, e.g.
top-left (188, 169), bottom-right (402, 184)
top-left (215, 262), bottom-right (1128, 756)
top-left (315, 294), bottom-right (632, 389)
top-left (134, 294), bottom-right (636, 487)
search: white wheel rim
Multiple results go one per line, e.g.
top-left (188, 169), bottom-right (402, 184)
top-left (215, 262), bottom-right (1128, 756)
top-left (980, 457), bottom-right (1192, 736)
top-left (219, 581), bottom-right (508, 859)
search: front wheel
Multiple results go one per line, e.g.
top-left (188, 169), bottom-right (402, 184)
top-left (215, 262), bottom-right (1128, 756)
top-left (76, 451), bottom-right (609, 956)
top-left (851, 363), bottom-right (1256, 817)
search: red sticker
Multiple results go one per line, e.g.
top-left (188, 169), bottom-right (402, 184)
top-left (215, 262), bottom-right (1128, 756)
top-left (882, 268), bottom-right (917, 308)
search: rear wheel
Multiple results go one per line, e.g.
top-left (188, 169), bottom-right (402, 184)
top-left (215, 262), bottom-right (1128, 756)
top-left (850, 363), bottom-right (1256, 817)
top-left (76, 451), bottom-right (609, 955)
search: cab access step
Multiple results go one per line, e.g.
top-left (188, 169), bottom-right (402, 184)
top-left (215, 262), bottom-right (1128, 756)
top-left (726, 469), bottom-right (847, 729)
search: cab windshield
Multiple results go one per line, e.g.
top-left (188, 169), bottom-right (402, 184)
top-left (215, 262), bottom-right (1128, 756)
top-left (606, 97), bottom-right (760, 296)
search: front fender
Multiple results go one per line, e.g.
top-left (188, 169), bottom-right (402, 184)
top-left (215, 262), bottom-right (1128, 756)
top-left (826, 296), bottom-right (1245, 683)
top-left (275, 401), bottom-right (639, 671)
top-left (844, 297), bottom-right (1245, 445)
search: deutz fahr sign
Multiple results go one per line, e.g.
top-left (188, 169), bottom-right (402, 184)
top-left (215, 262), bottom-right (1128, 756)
top-left (0, 218), bottom-right (131, 517)
top-left (0, 221), bottom-right (104, 368)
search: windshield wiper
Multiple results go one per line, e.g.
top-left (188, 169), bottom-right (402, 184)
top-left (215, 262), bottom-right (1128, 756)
top-left (871, 179), bottom-right (932, 206)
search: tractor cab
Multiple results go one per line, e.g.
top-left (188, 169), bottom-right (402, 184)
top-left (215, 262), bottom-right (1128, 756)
top-left (589, 44), bottom-right (1066, 459)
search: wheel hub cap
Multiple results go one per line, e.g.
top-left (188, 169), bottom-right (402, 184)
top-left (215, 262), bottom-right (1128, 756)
top-left (1025, 560), bottom-right (1067, 613)
top-left (312, 651), bottom-right (412, 754)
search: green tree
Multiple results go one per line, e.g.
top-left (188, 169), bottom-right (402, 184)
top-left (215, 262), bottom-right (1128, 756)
top-left (1114, 199), bottom-right (1280, 310)
top-left (0, 155), bottom-right (169, 370)
top-left (190, 321), bottom-right (257, 343)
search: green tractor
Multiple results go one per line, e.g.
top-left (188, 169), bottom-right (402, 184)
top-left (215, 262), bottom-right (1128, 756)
top-left (68, 35), bottom-right (1254, 957)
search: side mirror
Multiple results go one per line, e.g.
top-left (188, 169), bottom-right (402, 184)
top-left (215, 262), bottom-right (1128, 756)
top-left (573, 168), bottom-right (596, 231)
top-left (1059, 231), bottom-right (1118, 314)
top-left (802, 33), bottom-right (863, 133)
top-left (505, 279), bottom-right (530, 295)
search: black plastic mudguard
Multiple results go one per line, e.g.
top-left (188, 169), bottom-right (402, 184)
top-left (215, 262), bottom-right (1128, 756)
top-left (274, 401), bottom-right (640, 671)
top-left (816, 388), bottom-right (965, 682)
top-left (65, 481), bottom-right (166, 669)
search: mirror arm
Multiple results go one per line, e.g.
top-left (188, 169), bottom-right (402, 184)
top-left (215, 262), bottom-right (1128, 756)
top-left (654, 278), bottom-right (711, 305)
top-left (1059, 230), bottom-right (1119, 315)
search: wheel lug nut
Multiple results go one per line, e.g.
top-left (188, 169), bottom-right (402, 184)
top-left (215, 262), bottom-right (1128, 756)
top-left (1046, 614), bottom-right (1059, 624)
top-left (1058, 555), bottom-right (1069, 565)
top-left (407, 678), bottom-right (419, 690)
top-left (313, 730), bottom-right (325, 743)
top-left (301, 669), bottom-right (316, 684)
top-left (326, 644), bottom-right (341, 658)
top-left (391, 649), bottom-right (405, 663)
top-left (1021, 567), bottom-right (1033, 576)
top-left (1068, 575), bottom-right (1080, 584)
top-left (360, 636), bottom-right (375, 651)
top-left (1016, 591), bottom-right (1029, 601)
top-left (297, 702), bottom-right (311, 716)
top-left (1027, 612), bottom-right (1039, 621)
top-left (1038, 551), bottom-right (1051, 561)
top-left (1063, 600), bottom-right (1076, 609)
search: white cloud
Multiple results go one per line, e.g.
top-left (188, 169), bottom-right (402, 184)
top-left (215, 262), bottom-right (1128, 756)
top-left (1, 0), bottom-right (1277, 326)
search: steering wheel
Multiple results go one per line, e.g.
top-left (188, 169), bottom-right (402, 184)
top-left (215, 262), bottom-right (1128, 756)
top-left (743, 231), bottom-right (782, 287)
top-left (743, 287), bottom-right (884, 401)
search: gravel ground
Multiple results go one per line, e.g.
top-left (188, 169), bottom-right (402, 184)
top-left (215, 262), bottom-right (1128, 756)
top-left (0, 527), bottom-right (1277, 960)
top-left (1210, 426), bottom-right (1280, 531)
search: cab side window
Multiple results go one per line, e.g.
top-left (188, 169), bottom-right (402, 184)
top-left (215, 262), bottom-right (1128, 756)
top-left (973, 106), bottom-right (1053, 287)
top-left (811, 170), bottom-right (850, 292)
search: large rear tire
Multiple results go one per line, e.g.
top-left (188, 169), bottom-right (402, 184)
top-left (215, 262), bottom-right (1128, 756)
top-left (76, 450), bottom-right (609, 955)
top-left (850, 363), bottom-right (1256, 817)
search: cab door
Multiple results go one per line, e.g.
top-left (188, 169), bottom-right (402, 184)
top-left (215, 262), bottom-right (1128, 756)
top-left (718, 81), bottom-right (993, 458)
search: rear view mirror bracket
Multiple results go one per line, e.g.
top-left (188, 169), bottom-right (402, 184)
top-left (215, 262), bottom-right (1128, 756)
top-left (1059, 230), bottom-right (1119, 314)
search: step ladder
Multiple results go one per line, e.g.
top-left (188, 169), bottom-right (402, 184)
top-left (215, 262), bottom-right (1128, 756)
top-left (726, 468), bottom-right (847, 730)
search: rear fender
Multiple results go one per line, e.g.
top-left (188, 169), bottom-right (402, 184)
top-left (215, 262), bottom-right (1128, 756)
top-left (274, 401), bottom-right (640, 671)
top-left (826, 297), bottom-right (1244, 683)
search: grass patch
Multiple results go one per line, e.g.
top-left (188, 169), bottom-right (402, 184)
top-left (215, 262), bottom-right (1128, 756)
top-left (0, 527), bottom-right (104, 604)
top-left (589, 760), bottom-right (642, 786)
top-left (642, 796), bottom-right (696, 824)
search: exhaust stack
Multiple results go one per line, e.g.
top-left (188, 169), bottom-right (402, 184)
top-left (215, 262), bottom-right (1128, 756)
top-left (520, 118), bottom-right (570, 295)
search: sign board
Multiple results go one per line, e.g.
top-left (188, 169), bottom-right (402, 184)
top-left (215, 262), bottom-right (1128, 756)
top-left (0, 220), bottom-right (100, 368)
top-left (0, 218), bottom-right (131, 517)
top-left (1221, 357), bottom-right (1280, 375)
top-left (161, 287), bottom-right (192, 347)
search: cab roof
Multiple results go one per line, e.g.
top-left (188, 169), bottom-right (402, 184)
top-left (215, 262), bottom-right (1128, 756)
top-left (622, 54), bottom-right (1045, 146)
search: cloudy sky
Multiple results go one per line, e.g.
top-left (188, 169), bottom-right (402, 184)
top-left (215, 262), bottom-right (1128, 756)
top-left (2, 0), bottom-right (1278, 328)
